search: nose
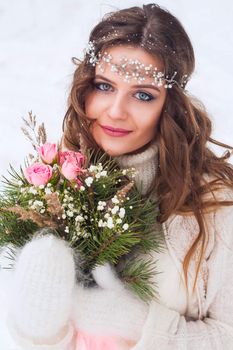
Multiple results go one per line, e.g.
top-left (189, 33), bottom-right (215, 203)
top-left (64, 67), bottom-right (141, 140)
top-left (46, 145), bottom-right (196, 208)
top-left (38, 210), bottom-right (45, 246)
top-left (107, 93), bottom-right (128, 120)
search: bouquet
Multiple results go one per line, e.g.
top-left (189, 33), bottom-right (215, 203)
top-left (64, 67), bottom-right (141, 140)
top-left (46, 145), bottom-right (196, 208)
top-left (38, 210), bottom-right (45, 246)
top-left (0, 113), bottom-right (164, 301)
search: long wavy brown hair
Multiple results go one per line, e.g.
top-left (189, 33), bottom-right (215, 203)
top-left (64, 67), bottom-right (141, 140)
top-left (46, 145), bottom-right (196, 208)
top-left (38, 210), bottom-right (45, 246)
top-left (62, 4), bottom-right (233, 290)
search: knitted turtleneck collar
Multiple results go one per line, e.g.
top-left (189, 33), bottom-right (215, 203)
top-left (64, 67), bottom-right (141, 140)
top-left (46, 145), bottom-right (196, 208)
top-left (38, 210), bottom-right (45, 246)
top-left (115, 141), bottom-right (159, 196)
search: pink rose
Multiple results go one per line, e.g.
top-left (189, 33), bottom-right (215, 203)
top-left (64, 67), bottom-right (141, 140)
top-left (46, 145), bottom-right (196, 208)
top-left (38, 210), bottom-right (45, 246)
top-left (61, 159), bottom-right (82, 181)
top-left (24, 162), bottom-right (53, 186)
top-left (59, 151), bottom-right (85, 166)
top-left (59, 151), bottom-right (85, 181)
top-left (37, 143), bottom-right (57, 164)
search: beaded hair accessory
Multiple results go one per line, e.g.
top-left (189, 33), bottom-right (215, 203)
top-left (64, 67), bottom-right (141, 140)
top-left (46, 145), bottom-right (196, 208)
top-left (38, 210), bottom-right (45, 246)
top-left (85, 41), bottom-right (189, 89)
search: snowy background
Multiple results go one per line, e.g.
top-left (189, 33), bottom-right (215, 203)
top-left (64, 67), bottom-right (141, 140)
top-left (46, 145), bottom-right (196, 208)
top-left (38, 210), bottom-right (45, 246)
top-left (0, 0), bottom-right (232, 348)
top-left (0, 0), bottom-right (233, 179)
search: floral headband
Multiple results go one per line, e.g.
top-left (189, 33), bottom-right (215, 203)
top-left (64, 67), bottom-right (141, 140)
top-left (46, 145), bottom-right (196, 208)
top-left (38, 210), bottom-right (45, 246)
top-left (84, 41), bottom-right (189, 89)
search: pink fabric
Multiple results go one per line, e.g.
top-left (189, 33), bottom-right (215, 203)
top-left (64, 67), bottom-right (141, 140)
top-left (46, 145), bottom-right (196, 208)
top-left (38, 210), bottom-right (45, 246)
top-left (76, 330), bottom-right (118, 350)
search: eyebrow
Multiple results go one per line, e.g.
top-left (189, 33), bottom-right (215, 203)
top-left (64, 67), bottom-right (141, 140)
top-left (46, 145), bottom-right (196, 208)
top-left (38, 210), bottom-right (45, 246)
top-left (94, 74), bottom-right (161, 93)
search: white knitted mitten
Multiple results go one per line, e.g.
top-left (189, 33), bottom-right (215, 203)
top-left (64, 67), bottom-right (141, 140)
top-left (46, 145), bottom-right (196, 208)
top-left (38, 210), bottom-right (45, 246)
top-left (73, 263), bottom-right (149, 342)
top-left (9, 234), bottom-right (75, 341)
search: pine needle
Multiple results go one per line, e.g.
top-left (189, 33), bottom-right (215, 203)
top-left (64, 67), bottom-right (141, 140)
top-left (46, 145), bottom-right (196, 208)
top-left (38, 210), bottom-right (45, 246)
top-left (122, 259), bottom-right (160, 302)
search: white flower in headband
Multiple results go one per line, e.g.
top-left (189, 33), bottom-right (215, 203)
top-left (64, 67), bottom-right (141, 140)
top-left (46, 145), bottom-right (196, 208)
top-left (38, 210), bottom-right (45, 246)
top-left (85, 41), bottom-right (99, 65)
top-left (84, 41), bottom-right (189, 89)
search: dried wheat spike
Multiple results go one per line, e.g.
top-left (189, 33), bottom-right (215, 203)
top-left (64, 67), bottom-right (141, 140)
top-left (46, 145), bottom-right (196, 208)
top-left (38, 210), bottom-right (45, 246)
top-left (38, 122), bottom-right (47, 144)
top-left (45, 192), bottom-right (64, 217)
top-left (116, 181), bottom-right (135, 201)
top-left (6, 206), bottom-right (58, 229)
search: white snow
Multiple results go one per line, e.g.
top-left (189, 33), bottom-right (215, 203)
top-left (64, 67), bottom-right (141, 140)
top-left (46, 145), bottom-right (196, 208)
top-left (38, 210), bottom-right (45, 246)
top-left (0, 0), bottom-right (232, 347)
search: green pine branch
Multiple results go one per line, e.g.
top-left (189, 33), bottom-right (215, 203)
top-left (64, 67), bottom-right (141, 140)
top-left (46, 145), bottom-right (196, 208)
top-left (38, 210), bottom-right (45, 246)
top-left (121, 259), bottom-right (160, 302)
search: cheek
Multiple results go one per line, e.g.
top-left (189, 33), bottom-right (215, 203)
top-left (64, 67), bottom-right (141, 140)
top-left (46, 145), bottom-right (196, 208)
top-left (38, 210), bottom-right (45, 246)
top-left (134, 109), bottom-right (161, 134)
top-left (144, 119), bottom-right (159, 138)
top-left (85, 93), bottom-right (97, 119)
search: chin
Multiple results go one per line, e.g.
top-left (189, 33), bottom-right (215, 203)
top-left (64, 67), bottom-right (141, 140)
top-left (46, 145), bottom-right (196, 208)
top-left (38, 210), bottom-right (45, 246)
top-left (101, 141), bottom-right (150, 157)
top-left (95, 140), bottom-right (115, 156)
top-left (104, 148), bottom-right (125, 157)
top-left (96, 136), bottom-right (151, 157)
top-left (101, 144), bottom-right (130, 157)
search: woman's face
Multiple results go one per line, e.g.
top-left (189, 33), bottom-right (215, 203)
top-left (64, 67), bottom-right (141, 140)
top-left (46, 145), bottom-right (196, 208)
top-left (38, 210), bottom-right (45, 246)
top-left (85, 45), bottom-right (167, 156)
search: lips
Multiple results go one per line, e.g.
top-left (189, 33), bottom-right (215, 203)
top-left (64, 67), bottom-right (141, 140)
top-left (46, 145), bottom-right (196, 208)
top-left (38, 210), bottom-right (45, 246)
top-left (100, 124), bottom-right (132, 137)
top-left (101, 125), bottom-right (132, 132)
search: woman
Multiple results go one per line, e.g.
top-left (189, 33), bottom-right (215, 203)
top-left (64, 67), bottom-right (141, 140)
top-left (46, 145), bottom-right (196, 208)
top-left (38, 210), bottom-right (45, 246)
top-left (4, 3), bottom-right (233, 350)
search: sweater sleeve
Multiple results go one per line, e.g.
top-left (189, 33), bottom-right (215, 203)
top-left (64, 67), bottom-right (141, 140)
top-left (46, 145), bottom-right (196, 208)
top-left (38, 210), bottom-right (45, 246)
top-left (131, 204), bottom-right (233, 350)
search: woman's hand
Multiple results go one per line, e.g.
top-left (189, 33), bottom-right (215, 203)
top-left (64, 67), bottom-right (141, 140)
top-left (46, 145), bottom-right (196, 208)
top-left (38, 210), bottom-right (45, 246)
top-left (9, 234), bottom-right (76, 341)
top-left (73, 263), bottom-right (149, 343)
top-left (8, 234), bottom-right (147, 347)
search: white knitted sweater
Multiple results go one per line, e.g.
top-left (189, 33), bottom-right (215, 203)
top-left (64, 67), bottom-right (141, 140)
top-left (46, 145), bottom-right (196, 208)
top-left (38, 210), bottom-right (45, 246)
top-left (119, 143), bottom-right (233, 350)
top-left (1, 142), bottom-right (233, 350)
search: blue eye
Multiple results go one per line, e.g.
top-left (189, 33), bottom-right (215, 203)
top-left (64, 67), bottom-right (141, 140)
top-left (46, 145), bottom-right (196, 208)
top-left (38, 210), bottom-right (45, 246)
top-left (94, 82), bottom-right (112, 91)
top-left (135, 91), bottom-right (154, 102)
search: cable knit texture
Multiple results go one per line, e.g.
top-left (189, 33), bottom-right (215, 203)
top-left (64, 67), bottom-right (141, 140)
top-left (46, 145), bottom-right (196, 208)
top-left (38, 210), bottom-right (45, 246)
top-left (107, 143), bottom-right (233, 349)
top-left (116, 141), bottom-right (159, 196)
top-left (117, 145), bottom-right (233, 350)
top-left (130, 198), bottom-right (233, 350)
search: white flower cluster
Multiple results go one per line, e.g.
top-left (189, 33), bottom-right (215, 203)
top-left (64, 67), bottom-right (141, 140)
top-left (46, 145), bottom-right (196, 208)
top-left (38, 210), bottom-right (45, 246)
top-left (85, 40), bottom-right (99, 66)
top-left (44, 183), bottom-right (54, 195)
top-left (61, 189), bottom-right (78, 219)
top-left (71, 221), bottom-right (91, 240)
top-left (97, 196), bottom-right (130, 232)
top-left (61, 189), bottom-right (90, 239)
top-left (82, 163), bottom-right (108, 188)
top-left (21, 183), bottom-right (54, 214)
top-left (97, 201), bottom-right (106, 211)
top-left (20, 183), bottom-right (54, 196)
top-left (88, 163), bottom-right (108, 180)
top-left (85, 177), bottom-right (93, 187)
top-left (28, 199), bottom-right (46, 214)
